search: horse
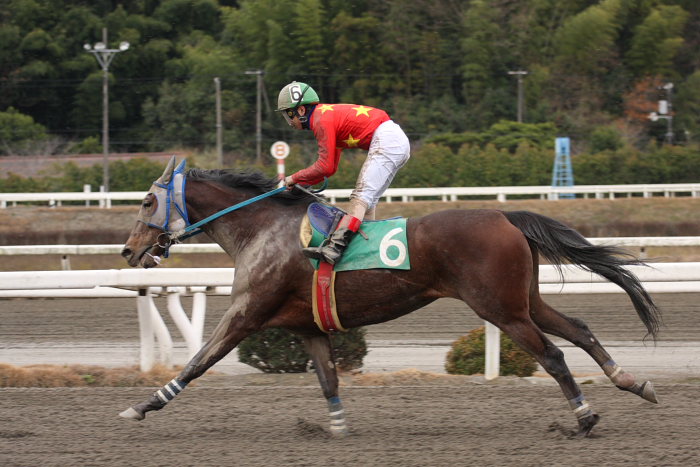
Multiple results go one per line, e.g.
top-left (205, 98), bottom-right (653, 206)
top-left (119, 157), bottom-right (661, 438)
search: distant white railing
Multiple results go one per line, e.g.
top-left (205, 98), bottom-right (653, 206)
top-left (0, 263), bottom-right (697, 377)
top-left (3, 182), bottom-right (700, 207)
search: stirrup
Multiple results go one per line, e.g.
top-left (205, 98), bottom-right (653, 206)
top-left (302, 244), bottom-right (344, 265)
top-left (303, 215), bottom-right (360, 265)
top-left (302, 246), bottom-right (327, 261)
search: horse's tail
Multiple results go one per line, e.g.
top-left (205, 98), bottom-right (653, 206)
top-left (503, 210), bottom-right (661, 339)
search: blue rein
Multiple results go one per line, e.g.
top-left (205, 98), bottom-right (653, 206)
top-left (149, 163), bottom-right (327, 258)
top-left (171, 185), bottom-right (287, 243)
top-left (170, 177), bottom-right (327, 243)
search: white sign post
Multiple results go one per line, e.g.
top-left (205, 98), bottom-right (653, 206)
top-left (270, 141), bottom-right (290, 186)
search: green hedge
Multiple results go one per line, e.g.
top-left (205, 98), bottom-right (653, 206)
top-left (238, 327), bottom-right (368, 374)
top-left (445, 327), bottom-right (538, 377)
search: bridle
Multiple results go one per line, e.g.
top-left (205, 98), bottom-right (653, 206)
top-left (138, 162), bottom-right (294, 258)
top-left (137, 159), bottom-right (328, 259)
top-left (137, 161), bottom-right (192, 258)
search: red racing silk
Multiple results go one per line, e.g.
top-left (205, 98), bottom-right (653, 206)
top-left (290, 104), bottom-right (390, 186)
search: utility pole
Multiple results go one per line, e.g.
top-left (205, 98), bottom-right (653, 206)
top-left (245, 69), bottom-right (264, 164)
top-left (84, 28), bottom-right (129, 193)
top-left (214, 77), bottom-right (223, 166)
top-left (508, 70), bottom-right (528, 123)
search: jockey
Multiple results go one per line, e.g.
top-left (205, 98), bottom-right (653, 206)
top-left (277, 81), bottom-right (411, 265)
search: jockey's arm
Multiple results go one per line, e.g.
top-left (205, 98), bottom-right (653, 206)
top-left (287, 124), bottom-right (341, 186)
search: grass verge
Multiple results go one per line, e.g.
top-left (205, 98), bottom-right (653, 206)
top-left (0, 363), bottom-right (180, 387)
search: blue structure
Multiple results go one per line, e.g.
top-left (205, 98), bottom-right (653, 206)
top-left (551, 137), bottom-right (575, 199)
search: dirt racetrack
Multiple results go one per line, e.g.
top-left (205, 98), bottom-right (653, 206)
top-left (1, 377), bottom-right (698, 466)
top-left (1, 293), bottom-right (699, 466)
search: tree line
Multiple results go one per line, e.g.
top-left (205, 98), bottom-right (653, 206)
top-left (1, 0), bottom-right (699, 186)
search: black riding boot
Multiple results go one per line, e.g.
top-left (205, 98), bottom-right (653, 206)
top-left (303, 215), bottom-right (361, 265)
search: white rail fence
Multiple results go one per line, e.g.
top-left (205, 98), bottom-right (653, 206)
top-left (1, 263), bottom-right (698, 378)
top-left (2, 236), bottom-right (700, 262)
top-left (3, 182), bottom-right (700, 207)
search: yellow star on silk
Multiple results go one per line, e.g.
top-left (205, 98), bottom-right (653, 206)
top-left (318, 104), bottom-right (334, 114)
top-left (352, 105), bottom-right (371, 117)
top-left (343, 134), bottom-right (360, 147)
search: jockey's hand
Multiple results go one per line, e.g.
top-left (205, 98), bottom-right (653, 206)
top-left (284, 175), bottom-right (296, 189)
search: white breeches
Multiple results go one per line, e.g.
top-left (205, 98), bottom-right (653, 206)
top-left (350, 120), bottom-right (411, 215)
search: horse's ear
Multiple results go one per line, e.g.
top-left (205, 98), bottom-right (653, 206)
top-left (175, 159), bottom-right (186, 174)
top-left (158, 156), bottom-right (177, 183)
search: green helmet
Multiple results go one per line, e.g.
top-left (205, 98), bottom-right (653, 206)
top-left (277, 81), bottom-right (319, 111)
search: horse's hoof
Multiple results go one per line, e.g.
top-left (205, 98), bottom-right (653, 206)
top-left (575, 413), bottom-right (600, 438)
top-left (640, 381), bottom-right (658, 404)
top-left (119, 407), bottom-right (145, 421)
top-left (329, 426), bottom-right (349, 438)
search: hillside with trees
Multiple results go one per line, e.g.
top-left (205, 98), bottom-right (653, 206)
top-left (1, 0), bottom-right (699, 190)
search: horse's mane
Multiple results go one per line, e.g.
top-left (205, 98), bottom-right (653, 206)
top-left (186, 168), bottom-right (319, 205)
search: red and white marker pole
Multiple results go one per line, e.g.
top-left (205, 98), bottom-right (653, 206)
top-left (270, 141), bottom-right (290, 187)
top-left (277, 159), bottom-right (285, 184)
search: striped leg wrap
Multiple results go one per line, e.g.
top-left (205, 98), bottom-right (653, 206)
top-left (568, 394), bottom-right (593, 420)
top-left (603, 359), bottom-right (629, 386)
top-left (154, 378), bottom-right (187, 405)
top-left (327, 396), bottom-right (348, 434)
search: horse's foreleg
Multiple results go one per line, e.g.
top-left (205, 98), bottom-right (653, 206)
top-left (530, 298), bottom-right (658, 403)
top-left (120, 306), bottom-right (253, 421)
top-left (302, 334), bottom-right (348, 438)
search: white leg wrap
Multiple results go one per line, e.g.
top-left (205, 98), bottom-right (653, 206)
top-left (328, 396), bottom-right (348, 436)
top-left (154, 378), bottom-right (187, 405)
top-left (568, 394), bottom-right (594, 420)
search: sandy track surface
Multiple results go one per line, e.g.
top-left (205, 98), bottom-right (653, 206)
top-left (1, 378), bottom-right (698, 466)
top-left (1, 293), bottom-right (698, 465)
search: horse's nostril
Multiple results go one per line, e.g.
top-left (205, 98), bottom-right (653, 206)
top-left (121, 247), bottom-right (132, 258)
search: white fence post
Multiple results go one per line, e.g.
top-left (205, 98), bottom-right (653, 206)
top-left (83, 184), bottom-right (91, 207)
top-left (484, 321), bottom-right (500, 380)
top-left (137, 288), bottom-right (156, 371)
top-left (191, 288), bottom-right (207, 350)
top-left (166, 287), bottom-right (205, 358)
top-left (149, 291), bottom-right (173, 368)
top-left (136, 287), bottom-right (174, 371)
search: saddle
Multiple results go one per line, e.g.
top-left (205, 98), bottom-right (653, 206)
top-left (307, 202), bottom-right (346, 237)
top-left (300, 202), bottom-right (411, 333)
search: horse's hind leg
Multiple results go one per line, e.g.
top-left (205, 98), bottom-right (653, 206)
top-left (487, 314), bottom-right (600, 437)
top-left (529, 296), bottom-right (658, 403)
top-left (302, 334), bottom-right (348, 437)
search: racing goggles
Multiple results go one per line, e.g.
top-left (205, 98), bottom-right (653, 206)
top-left (282, 108), bottom-right (296, 126)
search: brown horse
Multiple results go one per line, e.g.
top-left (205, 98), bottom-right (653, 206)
top-left (119, 158), bottom-right (661, 437)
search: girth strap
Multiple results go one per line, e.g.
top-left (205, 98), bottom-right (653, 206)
top-left (312, 261), bottom-right (345, 333)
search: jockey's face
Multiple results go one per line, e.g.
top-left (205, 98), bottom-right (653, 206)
top-left (282, 106), bottom-right (306, 130)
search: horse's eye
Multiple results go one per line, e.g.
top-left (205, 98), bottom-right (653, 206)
top-left (143, 201), bottom-right (152, 208)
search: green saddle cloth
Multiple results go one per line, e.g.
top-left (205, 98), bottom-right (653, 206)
top-left (308, 218), bottom-right (411, 272)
